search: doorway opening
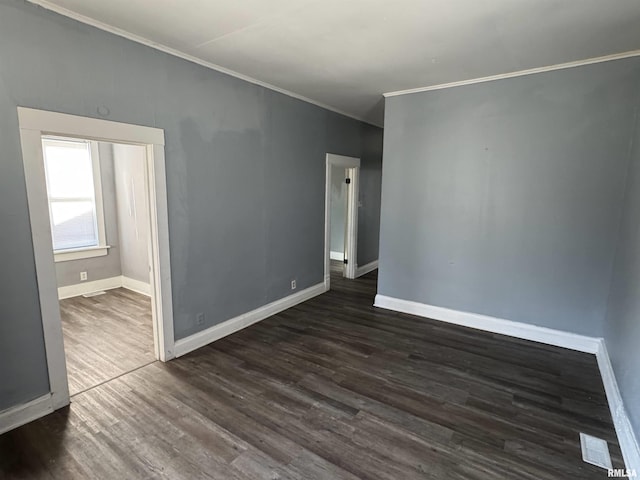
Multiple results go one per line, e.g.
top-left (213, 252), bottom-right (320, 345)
top-left (324, 153), bottom-right (360, 290)
top-left (330, 166), bottom-right (349, 279)
top-left (44, 137), bottom-right (155, 396)
top-left (18, 108), bottom-right (174, 411)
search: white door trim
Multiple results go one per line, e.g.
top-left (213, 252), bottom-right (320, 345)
top-left (17, 107), bottom-right (175, 412)
top-left (325, 154), bottom-right (360, 289)
top-left (344, 166), bottom-right (360, 280)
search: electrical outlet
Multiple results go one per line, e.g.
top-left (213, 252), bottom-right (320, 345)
top-left (196, 313), bottom-right (205, 325)
top-left (80, 271), bottom-right (88, 281)
top-left (291, 280), bottom-right (297, 290)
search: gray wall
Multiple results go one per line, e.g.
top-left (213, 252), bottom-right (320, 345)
top-left (379, 57), bottom-right (640, 337)
top-left (0, 0), bottom-right (383, 411)
top-left (54, 142), bottom-right (122, 287)
top-left (326, 115), bottom-right (383, 265)
top-left (330, 166), bottom-right (347, 256)
top-left (359, 122), bottom-right (384, 265)
top-left (113, 143), bottom-right (150, 284)
top-left (604, 100), bottom-right (640, 437)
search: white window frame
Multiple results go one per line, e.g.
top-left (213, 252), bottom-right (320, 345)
top-left (42, 137), bottom-right (111, 262)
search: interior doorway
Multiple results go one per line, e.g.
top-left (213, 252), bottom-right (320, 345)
top-left (42, 137), bottom-right (155, 395)
top-left (324, 153), bottom-right (360, 290)
top-left (329, 166), bottom-right (349, 278)
top-left (18, 107), bottom-right (174, 411)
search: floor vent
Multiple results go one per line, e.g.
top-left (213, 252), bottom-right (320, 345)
top-left (580, 433), bottom-right (612, 469)
top-left (82, 291), bottom-right (107, 298)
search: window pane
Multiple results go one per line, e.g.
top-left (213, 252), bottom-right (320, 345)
top-left (50, 201), bottom-right (98, 250)
top-left (43, 140), bottom-right (95, 199)
top-left (42, 137), bottom-right (100, 251)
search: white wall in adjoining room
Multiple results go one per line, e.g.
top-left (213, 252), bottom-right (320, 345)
top-left (113, 144), bottom-right (150, 287)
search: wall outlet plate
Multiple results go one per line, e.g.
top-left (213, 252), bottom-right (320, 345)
top-left (196, 312), bottom-right (205, 325)
top-left (291, 280), bottom-right (297, 290)
top-left (80, 271), bottom-right (88, 281)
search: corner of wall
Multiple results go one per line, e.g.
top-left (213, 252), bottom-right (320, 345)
top-left (596, 340), bottom-right (640, 471)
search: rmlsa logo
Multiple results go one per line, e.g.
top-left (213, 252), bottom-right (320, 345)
top-left (608, 469), bottom-right (638, 478)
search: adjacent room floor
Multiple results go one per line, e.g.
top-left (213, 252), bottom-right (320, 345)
top-left (0, 271), bottom-right (623, 479)
top-left (330, 258), bottom-right (345, 277)
top-left (59, 288), bottom-right (154, 396)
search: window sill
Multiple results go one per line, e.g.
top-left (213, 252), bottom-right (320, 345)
top-left (54, 246), bottom-right (111, 263)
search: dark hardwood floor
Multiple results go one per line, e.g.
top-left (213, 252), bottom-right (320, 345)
top-left (0, 269), bottom-right (623, 479)
top-left (59, 288), bottom-right (154, 395)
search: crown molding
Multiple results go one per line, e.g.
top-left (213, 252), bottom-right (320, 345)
top-left (384, 50), bottom-right (640, 98)
top-left (26, 0), bottom-right (381, 127)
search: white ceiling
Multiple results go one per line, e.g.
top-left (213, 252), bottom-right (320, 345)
top-left (31, 0), bottom-right (640, 126)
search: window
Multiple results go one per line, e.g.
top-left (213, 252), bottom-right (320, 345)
top-left (42, 137), bottom-right (108, 261)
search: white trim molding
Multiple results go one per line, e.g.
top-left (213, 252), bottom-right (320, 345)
top-left (54, 245), bottom-right (110, 263)
top-left (121, 276), bottom-right (152, 296)
top-left (330, 251), bottom-right (344, 261)
top-left (0, 394), bottom-right (53, 435)
top-left (356, 260), bottom-right (378, 278)
top-left (25, 0), bottom-right (378, 128)
top-left (373, 295), bottom-right (601, 353)
top-left (384, 50), bottom-right (640, 98)
top-left (57, 275), bottom-right (152, 299)
top-left (174, 282), bottom-right (327, 357)
top-left (18, 107), bottom-right (164, 145)
top-left (596, 340), bottom-right (640, 472)
top-left (57, 276), bottom-right (122, 300)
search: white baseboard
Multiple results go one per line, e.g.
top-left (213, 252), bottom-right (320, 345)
top-left (596, 340), bottom-right (640, 471)
top-left (0, 394), bottom-right (53, 435)
top-left (330, 251), bottom-right (344, 261)
top-left (373, 295), bottom-right (601, 354)
top-left (58, 275), bottom-right (151, 299)
top-left (174, 281), bottom-right (327, 357)
top-left (121, 276), bottom-right (151, 296)
top-left (57, 276), bottom-right (122, 300)
top-left (356, 260), bottom-right (379, 278)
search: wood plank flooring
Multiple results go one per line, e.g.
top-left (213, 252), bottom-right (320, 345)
top-left (330, 259), bottom-right (345, 275)
top-left (59, 288), bottom-right (154, 395)
top-left (0, 270), bottom-right (623, 479)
